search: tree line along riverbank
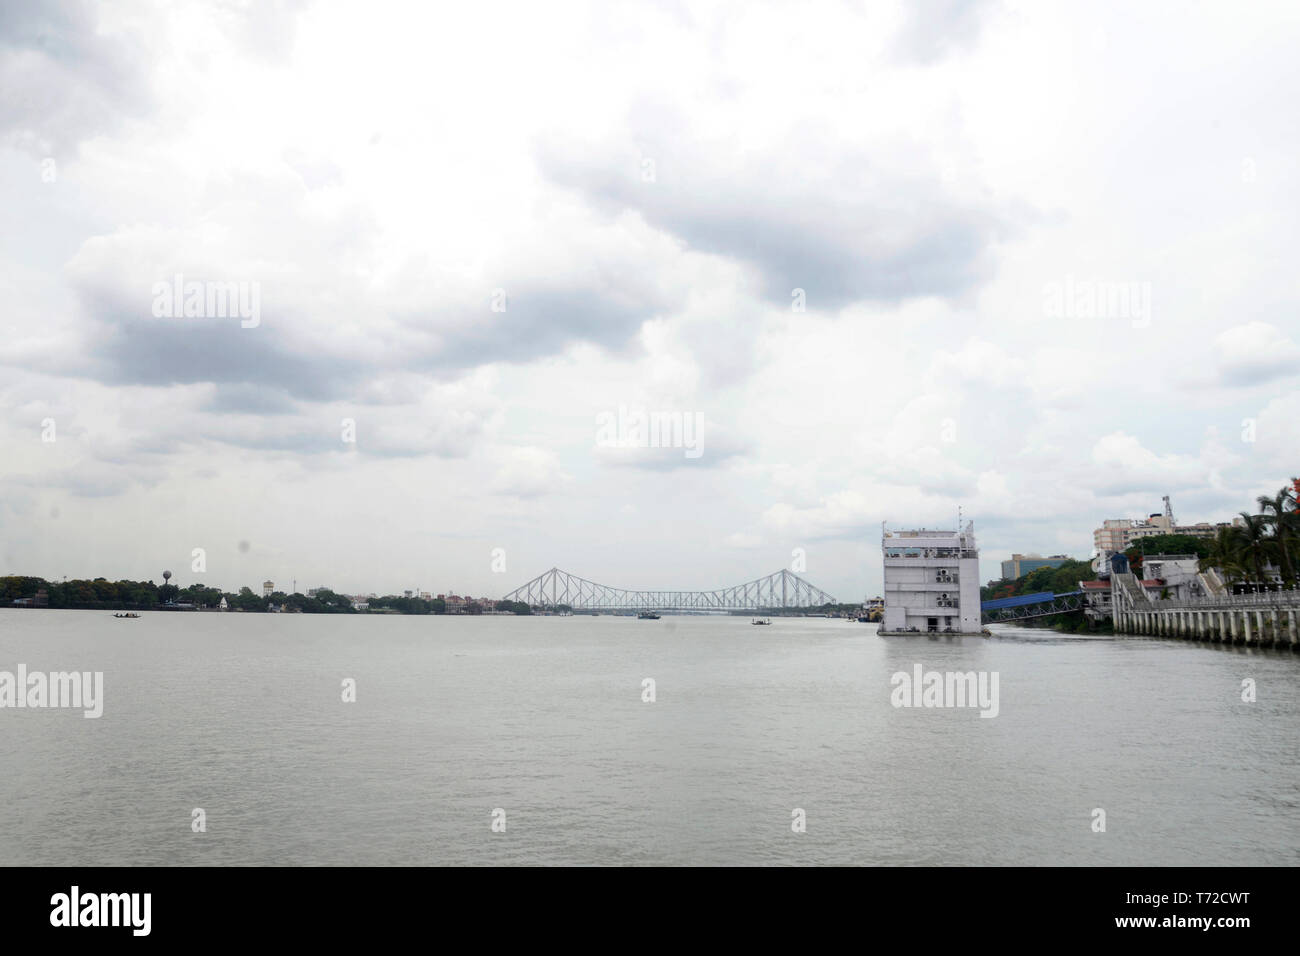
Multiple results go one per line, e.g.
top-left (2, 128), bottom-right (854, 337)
top-left (0, 576), bottom-right (535, 615)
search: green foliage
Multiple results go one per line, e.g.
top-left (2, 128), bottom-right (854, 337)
top-left (367, 594), bottom-right (442, 614)
top-left (980, 558), bottom-right (1093, 602)
top-left (229, 586), bottom-right (266, 612)
top-left (1122, 534), bottom-right (1212, 572)
top-left (495, 600), bottom-right (532, 615)
top-left (0, 576), bottom-right (49, 603)
top-left (183, 583), bottom-right (226, 608)
top-left (3, 576), bottom-right (447, 614)
top-left (306, 589), bottom-right (353, 613)
top-left (1198, 481), bottom-right (1299, 588)
top-left (3, 576), bottom-right (164, 609)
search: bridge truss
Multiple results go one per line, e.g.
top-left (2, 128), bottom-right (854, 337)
top-left (980, 591), bottom-right (1085, 623)
top-left (501, 567), bottom-right (837, 612)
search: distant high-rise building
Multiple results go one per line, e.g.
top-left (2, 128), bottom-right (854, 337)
top-left (1000, 554), bottom-right (1073, 581)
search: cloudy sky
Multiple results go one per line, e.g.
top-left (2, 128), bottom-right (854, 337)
top-left (2, 0), bottom-right (1298, 601)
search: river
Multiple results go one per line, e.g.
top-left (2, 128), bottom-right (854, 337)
top-left (1, 610), bottom-right (1296, 865)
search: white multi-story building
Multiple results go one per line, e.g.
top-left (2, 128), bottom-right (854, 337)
top-left (881, 522), bottom-right (982, 635)
top-left (1093, 503), bottom-right (1232, 554)
top-left (1092, 509), bottom-right (1235, 577)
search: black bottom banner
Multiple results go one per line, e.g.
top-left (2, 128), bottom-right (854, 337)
top-left (0, 865), bottom-right (1281, 944)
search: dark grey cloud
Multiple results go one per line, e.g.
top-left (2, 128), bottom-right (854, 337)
top-left (202, 384), bottom-right (300, 415)
top-left (54, 276), bottom-right (668, 402)
top-left (410, 282), bottom-right (673, 372)
top-left (0, 0), bottom-right (153, 152)
top-left (0, 0), bottom-right (312, 154)
top-left (88, 311), bottom-right (364, 402)
top-left (42, 256), bottom-right (365, 401)
top-left (35, 179), bottom-right (678, 405)
top-left (537, 125), bottom-right (1016, 311)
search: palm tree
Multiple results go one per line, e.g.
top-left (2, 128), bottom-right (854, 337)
top-left (1233, 512), bottom-right (1272, 591)
top-left (1202, 525), bottom-right (1244, 585)
top-left (1256, 484), bottom-right (1298, 586)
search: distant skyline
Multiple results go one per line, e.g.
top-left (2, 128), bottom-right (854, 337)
top-left (3, 0), bottom-right (1298, 601)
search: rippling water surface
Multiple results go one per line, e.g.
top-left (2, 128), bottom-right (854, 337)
top-left (1, 610), bottom-right (1297, 865)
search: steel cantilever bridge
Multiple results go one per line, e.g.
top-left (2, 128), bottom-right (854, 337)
top-left (502, 567), bottom-right (837, 612)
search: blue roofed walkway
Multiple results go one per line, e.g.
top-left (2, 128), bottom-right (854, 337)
top-left (981, 590), bottom-right (1086, 622)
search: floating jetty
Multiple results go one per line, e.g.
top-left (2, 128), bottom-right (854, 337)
top-left (879, 522), bottom-right (984, 636)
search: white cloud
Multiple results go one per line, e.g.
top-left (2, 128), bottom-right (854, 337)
top-left (1089, 432), bottom-right (1207, 495)
top-left (1253, 391), bottom-right (1300, 474)
top-left (490, 446), bottom-right (570, 499)
top-left (2, 0), bottom-right (1299, 599)
top-left (1214, 322), bottom-right (1300, 386)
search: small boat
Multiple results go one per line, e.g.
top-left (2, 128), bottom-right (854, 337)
top-left (751, 618), bottom-right (772, 625)
top-left (114, 612), bottom-right (140, 619)
top-left (637, 611), bottom-right (661, 620)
